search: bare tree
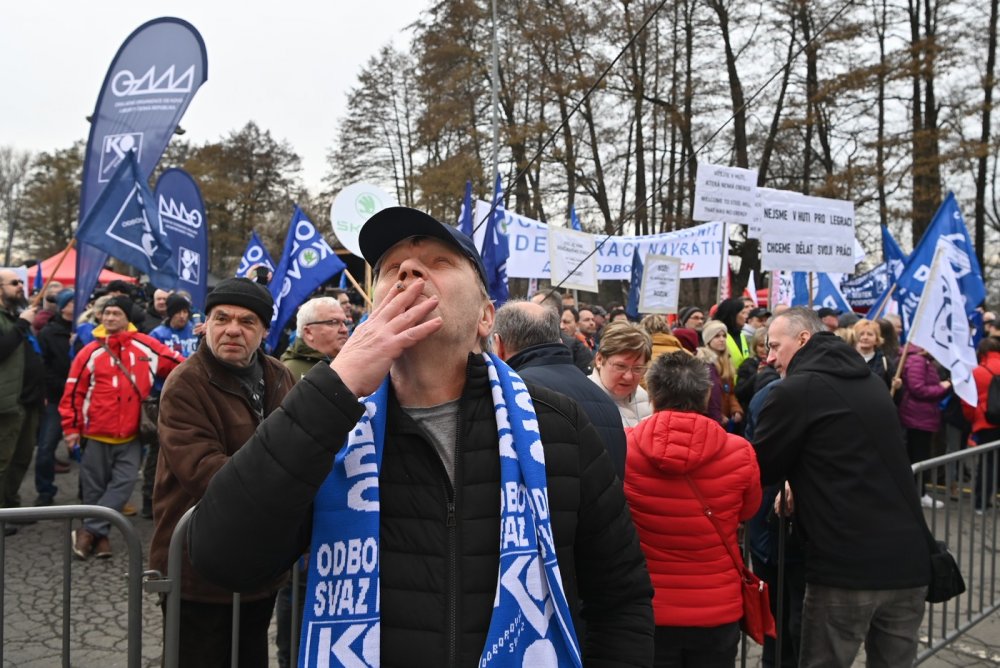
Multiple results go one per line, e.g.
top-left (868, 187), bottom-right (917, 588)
top-left (0, 147), bottom-right (33, 265)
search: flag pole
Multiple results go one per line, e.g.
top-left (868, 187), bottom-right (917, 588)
top-left (890, 247), bottom-right (944, 397)
top-left (31, 238), bottom-right (76, 307)
top-left (807, 272), bottom-right (814, 308)
top-left (716, 222), bottom-right (728, 303)
top-left (341, 269), bottom-right (373, 309)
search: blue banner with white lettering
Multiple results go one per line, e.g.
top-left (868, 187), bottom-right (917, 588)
top-left (75, 17), bottom-right (207, 320)
top-left (266, 207), bottom-right (346, 351)
top-left (895, 192), bottom-right (985, 330)
top-left (840, 263), bottom-right (891, 309)
top-left (236, 231), bottom-right (276, 280)
top-left (75, 151), bottom-right (177, 289)
top-left (154, 168), bottom-right (207, 311)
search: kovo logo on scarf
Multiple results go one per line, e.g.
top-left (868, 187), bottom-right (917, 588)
top-left (112, 64), bottom-right (195, 97)
top-left (313, 537), bottom-right (379, 618)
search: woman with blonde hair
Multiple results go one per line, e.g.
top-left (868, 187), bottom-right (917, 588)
top-left (697, 320), bottom-right (743, 428)
top-left (853, 318), bottom-right (894, 388)
top-left (591, 321), bottom-right (653, 427)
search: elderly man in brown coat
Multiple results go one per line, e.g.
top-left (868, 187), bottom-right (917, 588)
top-left (150, 278), bottom-right (295, 668)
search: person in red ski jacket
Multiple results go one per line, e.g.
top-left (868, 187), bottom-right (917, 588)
top-left (624, 351), bottom-right (761, 667)
top-left (962, 336), bottom-right (1000, 510)
top-left (59, 295), bottom-right (184, 559)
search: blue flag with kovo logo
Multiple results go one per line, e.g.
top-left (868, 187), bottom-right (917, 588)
top-left (482, 174), bottom-right (510, 306)
top-left (154, 168), bottom-right (207, 311)
top-left (894, 192), bottom-right (985, 332)
top-left (625, 249), bottom-right (643, 320)
top-left (458, 180), bottom-right (473, 237)
top-left (75, 151), bottom-right (177, 289)
top-left (74, 18), bottom-right (207, 322)
top-left (569, 205), bottom-right (582, 232)
top-left (791, 272), bottom-right (852, 313)
top-left (266, 207), bottom-right (346, 350)
top-left (236, 231), bottom-right (276, 280)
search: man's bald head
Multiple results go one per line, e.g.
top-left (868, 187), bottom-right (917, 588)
top-left (492, 299), bottom-right (561, 360)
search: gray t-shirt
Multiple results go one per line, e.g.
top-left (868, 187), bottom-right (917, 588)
top-left (401, 399), bottom-right (461, 484)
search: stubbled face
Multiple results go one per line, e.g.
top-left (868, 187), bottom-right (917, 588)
top-left (578, 309), bottom-right (597, 335)
top-left (372, 237), bottom-right (492, 353)
top-left (560, 309), bottom-right (578, 337)
top-left (596, 351), bottom-right (649, 399)
top-left (0, 270), bottom-right (25, 309)
top-left (302, 302), bottom-right (350, 358)
top-left (205, 304), bottom-right (266, 367)
top-left (766, 317), bottom-right (809, 378)
top-left (684, 311), bottom-right (705, 330)
top-left (101, 306), bottom-right (129, 334)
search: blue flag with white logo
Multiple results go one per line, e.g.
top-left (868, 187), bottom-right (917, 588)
top-left (482, 174), bottom-right (509, 306)
top-left (881, 225), bottom-right (907, 279)
top-left (266, 207), bottom-right (346, 351)
top-left (33, 263), bottom-right (43, 295)
top-left (75, 151), bottom-right (177, 289)
top-left (75, 18), bottom-right (207, 322)
top-left (570, 205), bottom-right (582, 231)
top-left (895, 192), bottom-right (985, 331)
top-left (840, 263), bottom-right (891, 309)
top-left (458, 180), bottom-right (473, 237)
top-left (236, 231), bottom-right (276, 280)
top-left (791, 272), bottom-right (852, 313)
top-left (625, 249), bottom-right (643, 320)
top-left (154, 168), bottom-right (207, 311)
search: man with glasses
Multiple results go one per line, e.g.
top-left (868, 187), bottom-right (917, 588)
top-left (150, 277), bottom-right (294, 668)
top-left (0, 270), bottom-right (43, 535)
top-left (280, 297), bottom-right (350, 381)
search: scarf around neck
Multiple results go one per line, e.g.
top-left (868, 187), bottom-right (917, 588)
top-left (298, 353), bottom-right (581, 667)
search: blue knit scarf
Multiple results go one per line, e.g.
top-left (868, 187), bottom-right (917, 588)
top-left (299, 353), bottom-right (581, 667)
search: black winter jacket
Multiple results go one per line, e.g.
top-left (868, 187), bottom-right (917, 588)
top-left (38, 315), bottom-right (72, 404)
top-left (507, 342), bottom-right (627, 479)
top-left (190, 354), bottom-right (654, 667)
top-left (753, 332), bottom-right (930, 590)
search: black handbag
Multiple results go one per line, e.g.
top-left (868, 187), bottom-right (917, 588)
top-left (926, 539), bottom-right (965, 603)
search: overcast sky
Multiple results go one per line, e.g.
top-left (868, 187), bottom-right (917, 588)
top-left (1, 1), bottom-right (426, 192)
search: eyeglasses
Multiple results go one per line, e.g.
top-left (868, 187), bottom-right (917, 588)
top-left (1, 279), bottom-right (23, 287)
top-left (306, 318), bottom-right (348, 329)
top-left (608, 361), bottom-right (648, 376)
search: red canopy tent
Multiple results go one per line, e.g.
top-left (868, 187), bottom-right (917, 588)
top-left (36, 248), bottom-right (138, 288)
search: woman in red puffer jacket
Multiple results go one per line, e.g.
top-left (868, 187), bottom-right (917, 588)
top-left (624, 351), bottom-right (762, 667)
top-left (962, 336), bottom-right (1000, 510)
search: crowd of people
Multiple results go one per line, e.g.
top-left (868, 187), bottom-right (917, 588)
top-left (0, 205), bottom-right (996, 667)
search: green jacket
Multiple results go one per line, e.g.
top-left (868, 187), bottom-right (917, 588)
top-left (0, 309), bottom-right (25, 414)
top-left (279, 337), bottom-right (328, 382)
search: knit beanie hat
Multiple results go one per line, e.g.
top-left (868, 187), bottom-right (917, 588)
top-left (678, 306), bottom-right (705, 327)
top-left (103, 295), bottom-right (134, 321)
top-left (700, 320), bottom-right (728, 347)
top-left (166, 293), bottom-right (192, 319)
top-left (672, 328), bottom-right (700, 353)
top-left (205, 278), bottom-right (274, 325)
top-left (55, 288), bottom-right (75, 311)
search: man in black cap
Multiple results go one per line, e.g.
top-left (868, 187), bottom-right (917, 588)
top-left (150, 278), bottom-right (294, 668)
top-left (816, 307), bottom-right (841, 332)
top-left (189, 209), bottom-right (654, 666)
top-left (59, 295), bottom-right (185, 558)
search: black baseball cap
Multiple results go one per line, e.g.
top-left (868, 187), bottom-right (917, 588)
top-left (359, 207), bottom-right (488, 288)
top-left (748, 307), bottom-right (771, 320)
top-left (817, 307), bottom-right (842, 318)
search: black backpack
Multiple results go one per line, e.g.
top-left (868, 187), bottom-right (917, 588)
top-left (985, 373), bottom-right (1000, 425)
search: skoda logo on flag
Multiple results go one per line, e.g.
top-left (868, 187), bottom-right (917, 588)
top-left (298, 248), bottom-right (320, 269)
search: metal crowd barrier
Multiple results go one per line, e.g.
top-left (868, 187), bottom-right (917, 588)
top-left (0, 504), bottom-right (147, 668)
top-left (913, 437), bottom-right (1000, 663)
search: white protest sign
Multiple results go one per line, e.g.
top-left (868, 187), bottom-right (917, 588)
top-left (548, 227), bottom-right (599, 292)
top-left (638, 255), bottom-right (682, 314)
top-left (330, 182), bottom-right (395, 258)
top-left (756, 189), bottom-right (857, 273)
top-left (483, 200), bottom-right (725, 280)
top-left (692, 162), bottom-right (758, 224)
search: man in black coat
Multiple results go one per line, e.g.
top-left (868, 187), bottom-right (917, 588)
top-left (753, 307), bottom-right (930, 667)
top-left (493, 299), bottom-right (627, 479)
top-left (188, 208), bottom-right (654, 667)
top-left (35, 288), bottom-right (75, 505)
